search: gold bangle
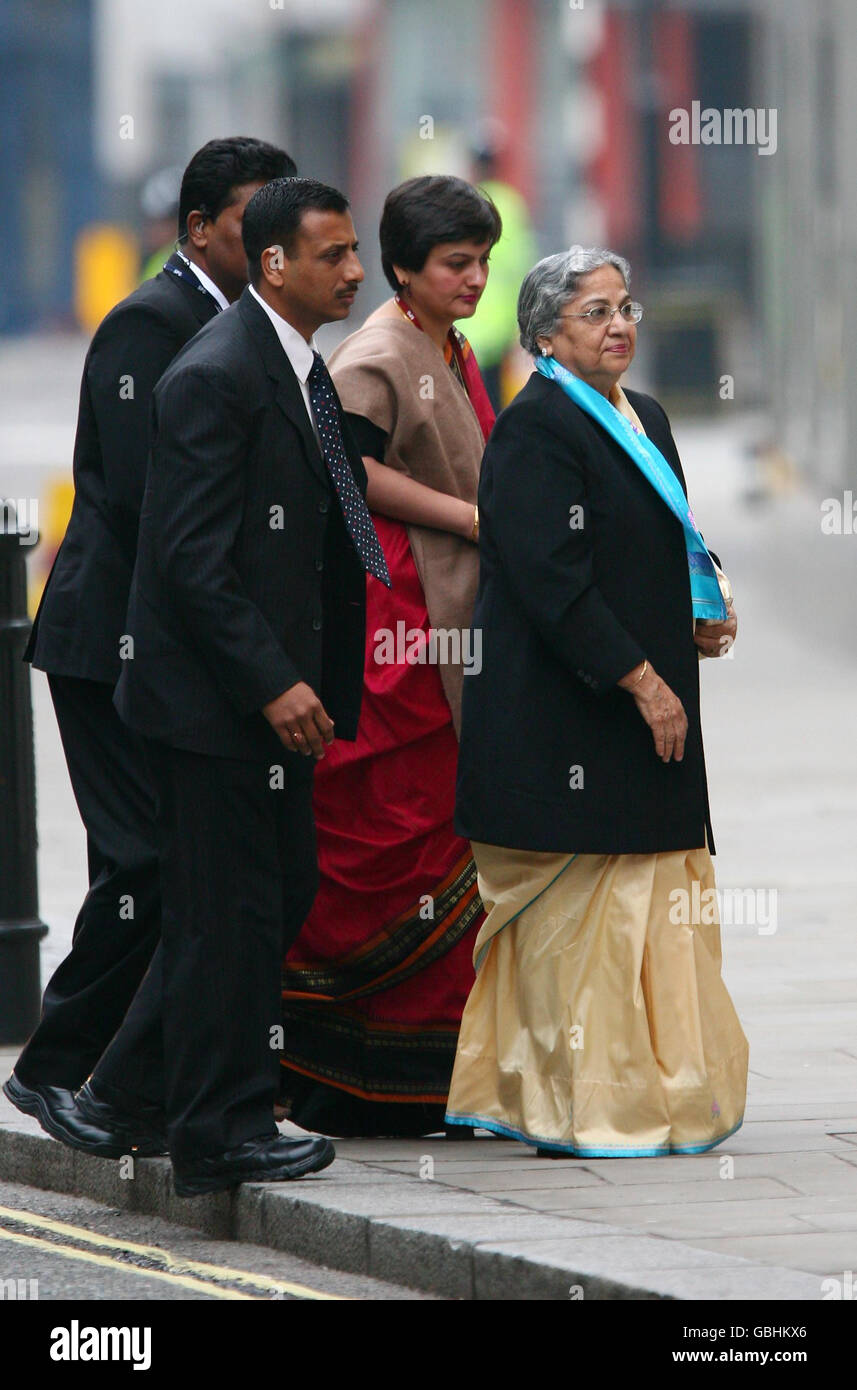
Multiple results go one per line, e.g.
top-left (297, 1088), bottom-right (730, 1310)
top-left (470, 505), bottom-right (479, 543)
top-left (634, 659), bottom-right (648, 685)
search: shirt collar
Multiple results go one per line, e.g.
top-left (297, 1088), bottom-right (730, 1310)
top-left (173, 249), bottom-right (230, 311)
top-left (187, 261), bottom-right (230, 312)
top-left (248, 284), bottom-right (317, 383)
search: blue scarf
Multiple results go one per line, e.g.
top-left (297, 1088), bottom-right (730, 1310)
top-left (536, 355), bottom-right (727, 622)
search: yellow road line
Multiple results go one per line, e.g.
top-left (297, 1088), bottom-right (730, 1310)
top-left (0, 1205), bottom-right (342, 1301)
top-left (0, 1227), bottom-right (252, 1298)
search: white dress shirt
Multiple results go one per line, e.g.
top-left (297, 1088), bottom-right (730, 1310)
top-left (248, 284), bottom-right (321, 446)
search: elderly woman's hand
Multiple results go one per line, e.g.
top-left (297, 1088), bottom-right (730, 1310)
top-left (619, 662), bottom-right (688, 763)
top-left (694, 607), bottom-right (738, 660)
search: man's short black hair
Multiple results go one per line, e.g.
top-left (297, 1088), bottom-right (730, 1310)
top-left (177, 137), bottom-right (297, 239)
top-left (379, 176), bottom-right (502, 293)
top-left (242, 177), bottom-right (350, 284)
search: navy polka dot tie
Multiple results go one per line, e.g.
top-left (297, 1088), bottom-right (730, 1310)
top-left (308, 351), bottom-right (392, 588)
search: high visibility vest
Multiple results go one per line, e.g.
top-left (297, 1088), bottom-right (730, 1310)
top-left (465, 180), bottom-right (537, 369)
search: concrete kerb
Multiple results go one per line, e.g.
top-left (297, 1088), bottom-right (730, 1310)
top-left (0, 1122), bottom-right (824, 1300)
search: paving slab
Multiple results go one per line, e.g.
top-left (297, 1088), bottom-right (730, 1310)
top-left (477, 1234), bottom-right (751, 1276)
top-left (461, 1176), bottom-right (798, 1212)
top-left (684, 1231), bottom-right (857, 1278)
top-left (573, 1202), bottom-right (814, 1240)
top-left (700, 1150), bottom-right (852, 1186)
top-left (794, 1209), bottom-right (857, 1233)
top-left (583, 1266), bottom-right (824, 1302)
top-left (410, 1165), bottom-right (609, 1192)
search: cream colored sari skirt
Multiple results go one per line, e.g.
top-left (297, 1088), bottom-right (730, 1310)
top-left (445, 842), bottom-right (748, 1155)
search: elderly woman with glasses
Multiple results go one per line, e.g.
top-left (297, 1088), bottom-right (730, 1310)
top-left (445, 246), bottom-right (747, 1157)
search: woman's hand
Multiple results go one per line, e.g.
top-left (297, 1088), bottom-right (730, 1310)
top-left (694, 607), bottom-right (738, 659)
top-left (363, 456), bottom-right (477, 539)
top-left (618, 661), bottom-right (688, 763)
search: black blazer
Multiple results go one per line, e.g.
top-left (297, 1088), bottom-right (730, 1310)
top-left (455, 371), bottom-right (717, 855)
top-left (25, 256), bottom-right (219, 682)
top-left (113, 288), bottom-right (367, 761)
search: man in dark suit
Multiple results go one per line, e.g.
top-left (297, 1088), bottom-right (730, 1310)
top-left (83, 177), bottom-right (384, 1194)
top-left (4, 138), bottom-right (296, 1154)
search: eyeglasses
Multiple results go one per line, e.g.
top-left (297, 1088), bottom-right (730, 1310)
top-left (558, 302), bottom-right (644, 327)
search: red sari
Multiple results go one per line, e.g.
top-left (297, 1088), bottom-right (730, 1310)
top-left (280, 322), bottom-right (494, 1136)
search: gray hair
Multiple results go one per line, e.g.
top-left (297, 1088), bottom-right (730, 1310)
top-left (517, 245), bottom-right (632, 355)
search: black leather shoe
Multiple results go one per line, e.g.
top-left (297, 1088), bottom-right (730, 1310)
top-left (173, 1133), bottom-right (335, 1197)
top-left (75, 1080), bottom-right (168, 1157)
top-left (3, 1072), bottom-right (131, 1159)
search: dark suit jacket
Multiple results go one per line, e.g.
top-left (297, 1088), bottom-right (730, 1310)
top-left (113, 288), bottom-right (367, 761)
top-left (26, 256), bottom-right (219, 682)
top-left (455, 371), bottom-right (717, 855)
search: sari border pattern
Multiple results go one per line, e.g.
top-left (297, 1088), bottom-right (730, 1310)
top-left (444, 1111), bottom-right (745, 1157)
top-left (282, 850), bottom-right (482, 1002)
top-left (279, 1019), bottom-right (462, 1103)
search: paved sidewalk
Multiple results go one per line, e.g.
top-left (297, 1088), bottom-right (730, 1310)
top-left (0, 1080), bottom-right (825, 1300)
top-left (2, 409), bottom-right (855, 1299)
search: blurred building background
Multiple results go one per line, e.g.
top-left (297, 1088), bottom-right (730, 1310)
top-left (0, 0), bottom-right (854, 487)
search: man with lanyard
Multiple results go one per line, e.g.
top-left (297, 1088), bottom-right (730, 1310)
top-left (4, 137), bottom-right (296, 1155)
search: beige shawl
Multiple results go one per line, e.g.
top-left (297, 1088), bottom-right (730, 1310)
top-left (328, 306), bottom-right (485, 733)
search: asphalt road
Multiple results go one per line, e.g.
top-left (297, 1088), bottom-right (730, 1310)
top-left (0, 1180), bottom-right (442, 1301)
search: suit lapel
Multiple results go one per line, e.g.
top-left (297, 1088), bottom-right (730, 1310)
top-left (274, 373), bottom-right (328, 489)
top-left (237, 290), bottom-right (328, 488)
top-left (189, 291), bottom-right (219, 329)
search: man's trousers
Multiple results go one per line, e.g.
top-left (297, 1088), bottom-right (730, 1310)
top-left (15, 674), bottom-right (160, 1090)
top-left (91, 740), bottom-right (317, 1162)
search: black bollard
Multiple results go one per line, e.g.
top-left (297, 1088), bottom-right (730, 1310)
top-left (0, 505), bottom-right (48, 1044)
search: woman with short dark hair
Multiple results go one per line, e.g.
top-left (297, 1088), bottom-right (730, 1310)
top-left (445, 245), bottom-right (748, 1157)
top-left (279, 176), bottom-right (501, 1136)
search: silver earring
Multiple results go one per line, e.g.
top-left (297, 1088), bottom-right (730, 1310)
top-left (541, 347), bottom-right (551, 357)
